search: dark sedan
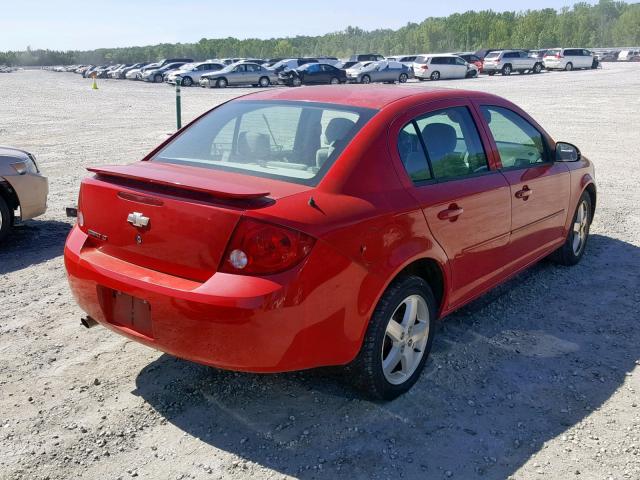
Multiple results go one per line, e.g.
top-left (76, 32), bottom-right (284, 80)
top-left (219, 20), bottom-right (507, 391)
top-left (279, 63), bottom-right (347, 86)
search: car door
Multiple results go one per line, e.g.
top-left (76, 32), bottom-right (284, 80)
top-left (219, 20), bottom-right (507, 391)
top-left (392, 100), bottom-right (512, 309)
top-left (476, 103), bottom-right (571, 275)
top-left (230, 64), bottom-right (246, 85)
top-left (452, 57), bottom-right (468, 78)
top-left (581, 49), bottom-right (593, 68)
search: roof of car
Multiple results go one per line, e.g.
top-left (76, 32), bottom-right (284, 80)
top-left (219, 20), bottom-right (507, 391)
top-left (237, 84), bottom-right (487, 110)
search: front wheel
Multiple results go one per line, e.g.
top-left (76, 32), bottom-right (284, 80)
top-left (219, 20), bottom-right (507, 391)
top-left (181, 76), bottom-right (193, 87)
top-left (360, 75), bottom-right (371, 84)
top-left (216, 78), bottom-right (228, 88)
top-left (154, 74), bottom-right (163, 83)
top-left (292, 77), bottom-right (302, 87)
top-left (347, 275), bottom-right (436, 400)
top-left (551, 192), bottom-right (592, 266)
top-left (398, 73), bottom-right (408, 83)
top-left (0, 195), bottom-right (12, 243)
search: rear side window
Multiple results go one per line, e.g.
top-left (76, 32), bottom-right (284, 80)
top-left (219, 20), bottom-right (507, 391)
top-left (398, 106), bottom-right (489, 182)
top-left (485, 52), bottom-right (500, 59)
top-left (153, 100), bottom-right (376, 186)
top-left (480, 106), bottom-right (547, 169)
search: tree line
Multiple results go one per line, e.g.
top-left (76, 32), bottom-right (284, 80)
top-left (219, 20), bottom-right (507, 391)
top-left (2, 0), bottom-right (639, 66)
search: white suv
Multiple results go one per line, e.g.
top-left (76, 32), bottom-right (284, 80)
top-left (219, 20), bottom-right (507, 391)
top-left (482, 50), bottom-right (543, 75)
top-left (543, 48), bottom-right (594, 71)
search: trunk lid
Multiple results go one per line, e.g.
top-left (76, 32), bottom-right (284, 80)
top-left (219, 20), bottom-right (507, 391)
top-left (79, 161), bottom-right (309, 282)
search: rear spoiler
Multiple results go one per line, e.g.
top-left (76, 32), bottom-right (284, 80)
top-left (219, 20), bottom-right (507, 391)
top-left (87, 162), bottom-right (270, 200)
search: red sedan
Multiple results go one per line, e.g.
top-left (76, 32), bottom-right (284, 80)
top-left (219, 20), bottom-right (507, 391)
top-left (65, 85), bottom-right (596, 399)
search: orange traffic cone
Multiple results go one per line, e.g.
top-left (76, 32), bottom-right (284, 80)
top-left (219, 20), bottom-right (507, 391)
top-left (91, 73), bottom-right (98, 90)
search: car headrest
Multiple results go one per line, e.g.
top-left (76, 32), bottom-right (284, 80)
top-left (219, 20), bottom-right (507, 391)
top-left (421, 123), bottom-right (457, 160)
top-left (325, 118), bottom-right (356, 145)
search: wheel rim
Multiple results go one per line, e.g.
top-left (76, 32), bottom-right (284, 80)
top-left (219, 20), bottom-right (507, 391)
top-left (331, 77), bottom-right (340, 84)
top-left (381, 295), bottom-right (430, 385)
top-left (361, 76), bottom-right (370, 84)
top-left (293, 78), bottom-right (301, 86)
top-left (504, 66), bottom-right (511, 75)
top-left (566, 63), bottom-right (573, 71)
top-left (572, 200), bottom-right (589, 255)
top-left (431, 72), bottom-right (439, 80)
top-left (183, 77), bottom-right (191, 86)
top-left (218, 79), bottom-right (227, 88)
top-left (260, 77), bottom-right (269, 86)
top-left (399, 74), bottom-right (407, 83)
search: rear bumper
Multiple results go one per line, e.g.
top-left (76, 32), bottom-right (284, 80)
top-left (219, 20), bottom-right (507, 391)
top-left (64, 226), bottom-right (371, 372)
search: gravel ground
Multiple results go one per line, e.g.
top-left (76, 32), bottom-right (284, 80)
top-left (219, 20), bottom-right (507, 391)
top-left (0, 65), bottom-right (639, 480)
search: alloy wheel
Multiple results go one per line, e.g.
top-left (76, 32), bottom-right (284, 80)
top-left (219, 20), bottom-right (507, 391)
top-left (572, 200), bottom-right (589, 255)
top-left (381, 295), bottom-right (430, 385)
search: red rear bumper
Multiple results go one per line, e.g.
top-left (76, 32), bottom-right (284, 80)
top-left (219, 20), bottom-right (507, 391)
top-left (64, 226), bottom-right (371, 372)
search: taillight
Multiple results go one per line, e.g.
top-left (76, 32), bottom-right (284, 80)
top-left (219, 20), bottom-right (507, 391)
top-left (220, 218), bottom-right (315, 275)
top-left (420, 64), bottom-right (429, 70)
top-left (556, 54), bottom-right (563, 59)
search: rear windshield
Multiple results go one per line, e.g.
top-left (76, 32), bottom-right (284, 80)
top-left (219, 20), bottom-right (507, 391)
top-left (485, 52), bottom-right (500, 59)
top-left (153, 100), bottom-right (377, 185)
top-left (545, 49), bottom-right (561, 55)
top-left (415, 55), bottom-right (429, 63)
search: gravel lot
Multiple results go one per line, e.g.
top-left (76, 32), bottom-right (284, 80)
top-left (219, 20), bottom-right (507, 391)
top-left (1, 64), bottom-right (639, 480)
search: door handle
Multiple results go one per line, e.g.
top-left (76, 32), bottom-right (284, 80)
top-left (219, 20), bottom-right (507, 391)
top-left (515, 186), bottom-right (532, 200)
top-left (437, 204), bottom-right (464, 221)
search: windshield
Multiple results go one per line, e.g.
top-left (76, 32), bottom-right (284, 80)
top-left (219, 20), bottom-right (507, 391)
top-left (153, 100), bottom-right (377, 185)
top-left (545, 49), bottom-right (561, 56)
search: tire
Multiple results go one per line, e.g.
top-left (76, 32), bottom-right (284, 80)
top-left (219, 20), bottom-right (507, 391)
top-left (216, 78), bottom-right (228, 88)
top-left (565, 62), bottom-right (573, 71)
top-left (550, 191), bottom-right (592, 266)
top-left (347, 275), bottom-right (437, 400)
top-left (430, 71), bottom-right (440, 81)
top-left (398, 73), bottom-right (408, 83)
top-left (181, 76), bottom-right (193, 87)
top-left (0, 195), bottom-right (12, 243)
top-left (360, 75), bottom-right (371, 84)
top-left (292, 77), bottom-right (302, 87)
top-left (258, 76), bottom-right (270, 87)
top-left (488, 71), bottom-right (495, 76)
top-left (466, 70), bottom-right (478, 78)
top-left (533, 63), bottom-right (543, 73)
top-left (330, 77), bottom-right (340, 85)
top-left (502, 64), bottom-right (512, 75)
top-left (154, 74), bottom-right (163, 83)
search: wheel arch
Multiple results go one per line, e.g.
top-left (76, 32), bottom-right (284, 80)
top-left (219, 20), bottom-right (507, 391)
top-left (395, 257), bottom-right (446, 315)
top-left (584, 182), bottom-right (596, 220)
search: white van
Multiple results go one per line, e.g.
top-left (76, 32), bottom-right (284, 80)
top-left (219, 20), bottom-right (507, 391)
top-left (543, 48), bottom-right (594, 71)
top-left (412, 54), bottom-right (476, 80)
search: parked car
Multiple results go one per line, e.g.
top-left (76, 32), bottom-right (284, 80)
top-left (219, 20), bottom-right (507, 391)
top-left (413, 54), bottom-right (478, 80)
top-left (338, 54), bottom-right (386, 70)
top-left (165, 62), bottom-right (225, 86)
top-left (543, 48), bottom-right (594, 71)
top-left (528, 49), bottom-right (549, 60)
top-left (108, 64), bottom-right (132, 79)
top-left (386, 55), bottom-right (419, 67)
top-left (279, 63), bottom-right (347, 86)
top-left (64, 85), bottom-right (596, 399)
top-left (0, 146), bottom-right (48, 242)
top-left (113, 62), bottom-right (148, 79)
top-left (199, 62), bottom-right (278, 88)
top-left (483, 50), bottom-right (544, 75)
top-left (454, 52), bottom-right (484, 71)
top-left (595, 50), bottom-right (620, 62)
top-left (126, 65), bottom-right (150, 80)
top-left (616, 49), bottom-right (640, 61)
top-left (141, 62), bottom-right (188, 83)
top-left (155, 58), bottom-right (194, 68)
top-left (270, 58), bottom-right (319, 74)
top-left (346, 60), bottom-right (412, 84)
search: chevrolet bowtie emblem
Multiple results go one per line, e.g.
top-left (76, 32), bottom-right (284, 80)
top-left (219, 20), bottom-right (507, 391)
top-left (127, 212), bottom-right (150, 228)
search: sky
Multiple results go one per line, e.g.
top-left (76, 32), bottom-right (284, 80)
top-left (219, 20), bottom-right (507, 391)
top-left (2, 0), bottom-right (584, 51)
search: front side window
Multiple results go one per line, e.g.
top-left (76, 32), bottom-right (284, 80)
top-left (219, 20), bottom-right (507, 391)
top-left (153, 100), bottom-right (376, 185)
top-left (480, 106), bottom-right (547, 169)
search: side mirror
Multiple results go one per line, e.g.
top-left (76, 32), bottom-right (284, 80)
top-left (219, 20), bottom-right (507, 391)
top-left (555, 142), bottom-right (581, 162)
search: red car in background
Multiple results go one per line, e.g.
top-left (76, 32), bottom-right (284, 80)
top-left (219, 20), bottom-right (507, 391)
top-left (456, 52), bottom-right (485, 72)
top-left (65, 85), bottom-right (596, 399)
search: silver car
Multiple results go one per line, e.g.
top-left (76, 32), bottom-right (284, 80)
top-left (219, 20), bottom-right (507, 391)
top-left (346, 61), bottom-right (412, 84)
top-left (0, 147), bottom-right (48, 241)
top-left (199, 62), bottom-right (278, 88)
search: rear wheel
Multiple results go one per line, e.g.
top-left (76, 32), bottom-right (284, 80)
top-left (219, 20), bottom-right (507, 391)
top-left (430, 71), bottom-right (440, 81)
top-left (360, 75), bottom-right (371, 84)
top-left (347, 275), bottom-right (436, 400)
top-left (565, 62), bottom-right (573, 71)
top-left (216, 78), bottom-right (228, 88)
top-left (398, 73), bottom-right (408, 83)
top-left (533, 63), bottom-right (543, 73)
top-left (181, 76), bottom-right (193, 87)
top-left (488, 71), bottom-right (495, 76)
top-left (502, 64), bottom-right (512, 75)
top-left (0, 196), bottom-right (12, 243)
top-left (551, 191), bottom-right (592, 266)
top-left (258, 76), bottom-right (270, 87)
